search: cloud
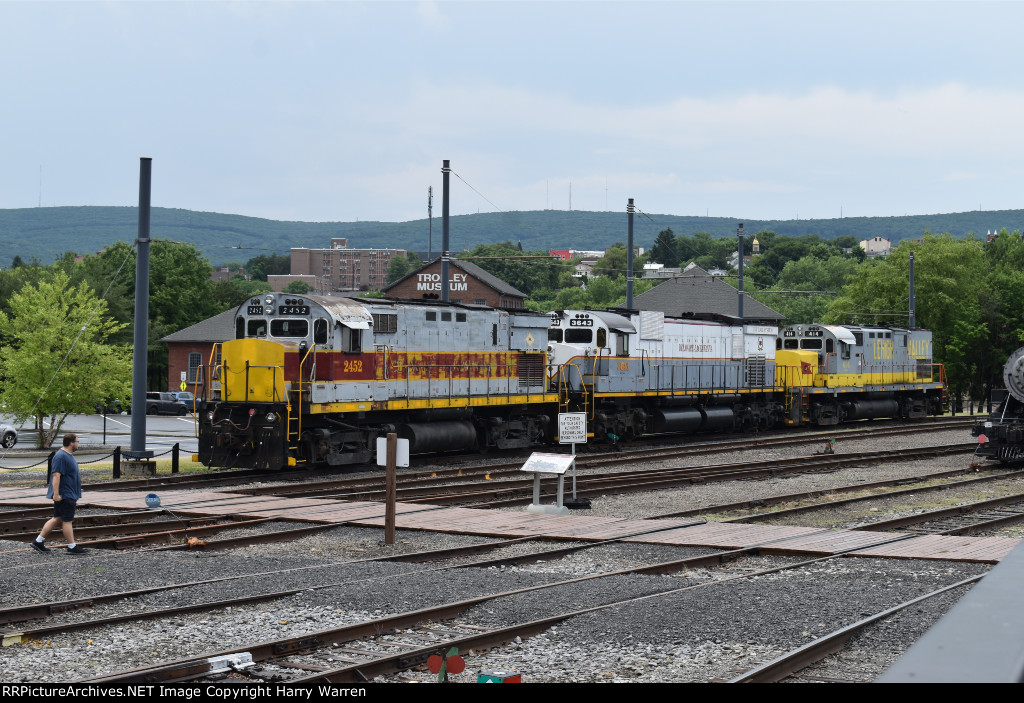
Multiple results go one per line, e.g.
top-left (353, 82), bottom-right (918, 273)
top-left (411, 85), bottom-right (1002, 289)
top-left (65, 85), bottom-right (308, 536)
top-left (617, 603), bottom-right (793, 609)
top-left (416, 0), bottom-right (450, 32)
top-left (384, 82), bottom-right (1024, 163)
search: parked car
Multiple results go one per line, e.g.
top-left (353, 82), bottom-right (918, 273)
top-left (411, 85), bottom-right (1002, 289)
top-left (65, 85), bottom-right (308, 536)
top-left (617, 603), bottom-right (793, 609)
top-left (1, 423), bottom-right (16, 448)
top-left (171, 391), bottom-right (196, 405)
top-left (95, 399), bottom-right (125, 414)
top-left (138, 392), bottom-right (188, 416)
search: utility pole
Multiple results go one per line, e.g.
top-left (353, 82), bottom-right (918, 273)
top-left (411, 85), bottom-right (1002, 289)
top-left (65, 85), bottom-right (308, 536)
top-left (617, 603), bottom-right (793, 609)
top-left (441, 160), bottom-right (450, 302)
top-left (737, 223), bottom-right (745, 320)
top-left (126, 158), bottom-right (154, 470)
top-left (626, 198), bottom-right (635, 310)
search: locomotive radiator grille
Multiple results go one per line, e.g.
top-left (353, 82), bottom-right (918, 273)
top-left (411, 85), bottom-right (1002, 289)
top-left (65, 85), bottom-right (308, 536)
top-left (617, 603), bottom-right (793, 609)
top-left (517, 353), bottom-right (545, 387)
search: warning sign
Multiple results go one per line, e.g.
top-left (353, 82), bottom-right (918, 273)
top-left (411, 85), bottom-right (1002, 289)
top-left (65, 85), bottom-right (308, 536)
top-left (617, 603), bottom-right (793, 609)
top-left (558, 412), bottom-right (587, 444)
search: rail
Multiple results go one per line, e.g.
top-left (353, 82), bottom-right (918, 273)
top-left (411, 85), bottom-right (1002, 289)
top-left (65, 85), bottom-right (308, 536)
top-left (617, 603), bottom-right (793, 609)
top-left (878, 539), bottom-right (1024, 682)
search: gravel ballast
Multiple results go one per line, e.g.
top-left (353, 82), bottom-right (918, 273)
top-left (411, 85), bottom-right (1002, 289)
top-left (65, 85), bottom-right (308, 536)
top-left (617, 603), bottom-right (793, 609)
top-left (0, 424), bottom-right (1013, 683)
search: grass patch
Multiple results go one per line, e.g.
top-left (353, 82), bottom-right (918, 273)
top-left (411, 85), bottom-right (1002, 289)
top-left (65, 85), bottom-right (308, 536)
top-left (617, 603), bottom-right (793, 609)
top-left (80, 457), bottom-right (210, 477)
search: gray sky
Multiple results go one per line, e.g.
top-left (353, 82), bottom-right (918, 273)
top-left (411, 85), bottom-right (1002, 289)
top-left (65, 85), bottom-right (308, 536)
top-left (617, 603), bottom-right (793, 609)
top-left (2, 1), bottom-right (1021, 223)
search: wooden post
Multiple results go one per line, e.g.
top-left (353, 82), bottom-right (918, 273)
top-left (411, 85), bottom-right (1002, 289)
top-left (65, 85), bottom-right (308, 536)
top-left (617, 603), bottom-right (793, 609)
top-left (385, 432), bottom-right (397, 545)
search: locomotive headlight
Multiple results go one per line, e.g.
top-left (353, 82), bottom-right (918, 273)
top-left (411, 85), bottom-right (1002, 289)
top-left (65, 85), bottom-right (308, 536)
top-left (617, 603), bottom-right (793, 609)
top-left (266, 412), bottom-right (278, 423)
top-left (264, 295), bottom-right (273, 306)
top-left (205, 411), bottom-right (214, 423)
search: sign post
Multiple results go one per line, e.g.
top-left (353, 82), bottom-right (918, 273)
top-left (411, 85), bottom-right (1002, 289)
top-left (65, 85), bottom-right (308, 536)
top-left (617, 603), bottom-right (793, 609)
top-left (376, 435), bottom-right (409, 545)
top-left (557, 412), bottom-right (591, 509)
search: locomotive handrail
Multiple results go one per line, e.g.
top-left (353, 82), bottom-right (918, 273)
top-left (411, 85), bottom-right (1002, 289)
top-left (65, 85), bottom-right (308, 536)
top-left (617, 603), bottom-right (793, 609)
top-left (293, 342), bottom-right (321, 451)
top-left (206, 343), bottom-right (222, 403)
top-left (375, 344), bottom-right (390, 380)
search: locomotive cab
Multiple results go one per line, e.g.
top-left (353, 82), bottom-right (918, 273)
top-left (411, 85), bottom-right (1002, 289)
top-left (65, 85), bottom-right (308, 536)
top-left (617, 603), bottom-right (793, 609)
top-left (547, 310), bottom-right (634, 369)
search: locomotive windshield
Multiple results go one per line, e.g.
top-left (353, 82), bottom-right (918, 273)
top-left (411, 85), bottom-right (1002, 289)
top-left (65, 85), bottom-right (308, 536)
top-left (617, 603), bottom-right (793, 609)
top-left (270, 319), bottom-right (308, 337)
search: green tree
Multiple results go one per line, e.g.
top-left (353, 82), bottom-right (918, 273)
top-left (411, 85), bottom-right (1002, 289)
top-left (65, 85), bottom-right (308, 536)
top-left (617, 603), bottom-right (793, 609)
top-left (833, 235), bottom-right (859, 250)
top-left (0, 270), bottom-right (131, 447)
top-left (386, 254), bottom-right (413, 284)
top-left (210, 276), bottom-right (273, 311)
top-left (591, 243), bottom-right (647, 278)
top-left (245, 253), bottom-right (291, 281)
top-left (77, 240), bottom-right (223, 388)
top-left (825, 233), bottom-right (988, 401)
top-left (460, 242), bottom-right (573, 297)
top-left (283, 280), bottom-right (314, 294)
top-left (976, 230), bottom-right (1024, 399)
top-left (649, 228), bottom-right (679, 267)
top-left (754, 255), bottom-right (860, 324)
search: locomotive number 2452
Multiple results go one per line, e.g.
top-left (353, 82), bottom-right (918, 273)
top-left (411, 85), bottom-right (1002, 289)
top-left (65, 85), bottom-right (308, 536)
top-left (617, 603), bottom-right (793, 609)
top-left (343, 359), bottom-right (363, 373)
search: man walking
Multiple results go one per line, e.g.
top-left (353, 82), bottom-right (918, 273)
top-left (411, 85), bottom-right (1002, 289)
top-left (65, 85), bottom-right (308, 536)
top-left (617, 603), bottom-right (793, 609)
top-left (31, 433), bottom-right (86, 554)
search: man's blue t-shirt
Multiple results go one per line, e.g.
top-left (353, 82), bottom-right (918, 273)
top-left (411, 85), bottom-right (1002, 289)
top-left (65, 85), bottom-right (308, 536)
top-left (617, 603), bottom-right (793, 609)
top-left (46, 450), bottom-right (81, 500)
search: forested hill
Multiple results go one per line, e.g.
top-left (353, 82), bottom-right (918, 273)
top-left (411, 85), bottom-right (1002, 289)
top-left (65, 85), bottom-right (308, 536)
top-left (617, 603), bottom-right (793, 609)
top-left (1, 205), bottom-right (1020, 268)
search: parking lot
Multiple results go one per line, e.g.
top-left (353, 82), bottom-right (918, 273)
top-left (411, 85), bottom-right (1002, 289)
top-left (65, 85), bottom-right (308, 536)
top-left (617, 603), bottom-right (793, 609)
top-left (0, 413), bottom-right (199, 470)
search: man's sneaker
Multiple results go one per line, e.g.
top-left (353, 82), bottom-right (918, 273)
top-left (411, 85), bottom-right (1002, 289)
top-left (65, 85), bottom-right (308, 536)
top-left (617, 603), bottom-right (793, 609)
top-left (66, 545), bottom-right (86, 554)
top-left (30, 541), bottom-right (48, 553)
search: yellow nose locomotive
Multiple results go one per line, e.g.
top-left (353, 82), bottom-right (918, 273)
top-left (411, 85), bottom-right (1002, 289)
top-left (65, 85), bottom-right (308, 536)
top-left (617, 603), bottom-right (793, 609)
top-left (198, 293), bottom-right (557, 470)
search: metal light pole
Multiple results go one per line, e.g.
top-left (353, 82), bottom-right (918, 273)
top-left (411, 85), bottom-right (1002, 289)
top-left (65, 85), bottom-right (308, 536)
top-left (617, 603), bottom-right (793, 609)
top-left (737, 223), bottom-right (745, 320)
top-left (441, 160), bottom-right (450, 302)
top-left (128, 158), bottom-right (153, 460)
top-left (626, 198), bottom-right (635, 310)
top-left (909, 252), bottom-right (916, 329)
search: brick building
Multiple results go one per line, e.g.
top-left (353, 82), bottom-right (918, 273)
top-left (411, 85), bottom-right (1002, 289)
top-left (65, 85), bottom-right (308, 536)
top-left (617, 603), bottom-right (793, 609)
top-left (159, 309), bottom-right (234, 394)
top-left (382, 258), bottom-right (528, 309)
top-left (290, 238), bottom-right (407, 292)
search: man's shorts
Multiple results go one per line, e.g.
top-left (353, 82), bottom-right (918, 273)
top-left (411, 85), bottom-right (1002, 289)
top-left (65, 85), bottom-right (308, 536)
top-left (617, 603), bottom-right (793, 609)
top-left (52, 499), bottom-right (77, 522)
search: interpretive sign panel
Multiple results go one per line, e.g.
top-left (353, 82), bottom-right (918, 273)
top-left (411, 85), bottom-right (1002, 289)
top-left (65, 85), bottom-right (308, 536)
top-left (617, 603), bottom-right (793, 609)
top-left (520, 452), bottom-right (574, 475)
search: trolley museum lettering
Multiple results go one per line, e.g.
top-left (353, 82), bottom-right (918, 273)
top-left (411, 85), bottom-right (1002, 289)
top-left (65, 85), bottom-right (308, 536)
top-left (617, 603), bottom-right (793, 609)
top-left (416, 273), bottom-right (469, 292)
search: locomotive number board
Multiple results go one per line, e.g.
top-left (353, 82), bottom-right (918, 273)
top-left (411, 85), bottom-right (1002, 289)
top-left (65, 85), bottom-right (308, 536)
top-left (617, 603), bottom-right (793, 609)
top-left (568, 318), bottom-right (593, 327)
top-left (247, 305), bottom-right (264, 315)
top-left (278, 305), bottom-right (310, 315)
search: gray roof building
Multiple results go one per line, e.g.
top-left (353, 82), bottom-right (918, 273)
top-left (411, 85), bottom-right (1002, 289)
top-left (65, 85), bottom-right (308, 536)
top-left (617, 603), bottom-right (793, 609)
top-left (159, 309), bottom-right (236, 344)
top-left (631, 264), bottom-right (785, 322)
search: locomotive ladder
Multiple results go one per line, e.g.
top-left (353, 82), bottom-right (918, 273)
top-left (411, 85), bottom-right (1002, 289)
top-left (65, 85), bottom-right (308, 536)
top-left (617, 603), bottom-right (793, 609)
top-left (557, 362), bottom-right (596, 420)
top-left (285, 347), bottom-right (319, 464)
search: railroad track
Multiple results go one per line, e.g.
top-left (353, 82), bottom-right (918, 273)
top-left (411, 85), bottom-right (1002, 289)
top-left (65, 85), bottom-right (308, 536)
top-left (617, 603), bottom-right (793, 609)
top-left (728, 575), bottom-right (983, 683)
top-left (856, 490), bottom-right (1024, 536)
top-left (72, 528), bottom-right (955, 684)
top-left (683, 468), bottom-right (1024, 524)
top-left (47, 416), bottom-right (974, 497)
top-left (230, 422), bottom-right (977, 501)
top-left (256, 442), bottom-right (978, 508)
